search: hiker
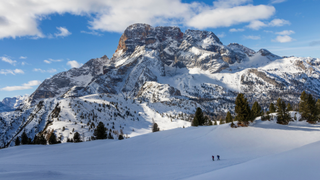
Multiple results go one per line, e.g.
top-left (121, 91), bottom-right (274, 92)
top-left (217, 155), bottom-right (220, 160)
top-left (212, 155), bottom-right (214, 161)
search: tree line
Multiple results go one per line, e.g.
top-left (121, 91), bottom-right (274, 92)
top-left (191, 91), bottom-right (320, 127)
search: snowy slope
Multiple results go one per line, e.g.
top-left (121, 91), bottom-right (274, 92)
top-left (0, 95), bottom-right (29, 113)
top-left (0, 119), bottom-right (320, 180)
top-left (0, 103), bottom-right (14, 113)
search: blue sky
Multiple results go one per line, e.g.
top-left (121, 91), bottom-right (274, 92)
top-left (0, 0), bottom-right (319, 101)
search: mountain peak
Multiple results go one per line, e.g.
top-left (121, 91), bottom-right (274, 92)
top-left (184, 29), bottom-right (222, 45)
top-left (257, 48), bottom-right (281, 60)
top-left (115, 23), bottom-right (183, 54)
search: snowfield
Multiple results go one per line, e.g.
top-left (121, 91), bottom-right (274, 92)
top-left (1, 118), bottom-right (320, 180)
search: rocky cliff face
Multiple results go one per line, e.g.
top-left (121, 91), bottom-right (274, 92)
top-left (1, 23), bottom-right (320, 148)
top-left (28, 55), bottom-right (109, 103)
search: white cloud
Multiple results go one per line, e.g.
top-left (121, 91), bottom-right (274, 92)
top-left (54, 27), bottom-right (71, 37)
top-left (246, 20), bottom-right (267, 30)
top-left (43, 58), bottom-right (63, 64)
top-left (247, 18), bottom-right (290, 30)
top-left (0, 0), bottom-right (278, 38)
top-left (273, 35), bottom-right (294, 43)
top-left (67, 60), bottom-right (83, 68)
top-left (1, 57), bottom-right (17, 65)
top-left (80, 31), bottom-right (103, 36)
top-left (243, 35), bottom-right (261, 40)
top-left (0, 69), bottom-right (24, 75)
top-left (275, 30), bottom-right (294, 35)
top-left (269, 19), bottom-right (290, 27)
top-left (1, 80), bottom-right (41, 91)
top-left (187, 5), bottom-right (275, 29)
top-left (229, 28), bottom-right (245, 32)
top-left (263, 30), bottom-right (274, 33)
top-left (19, 56), bottom-right (27, 59)
top-left (13, 69), bottom-right (25, 74)
top-left (217, 32), bottom-right (226, 38)
top-left (271, 0), bottom-right (286, 4)
top-left (213, 0), bottom-right (252, 8)
top-left (33, 68), bottom-right (57, 73)
top-left (47, 69), bottom-right (57, 73)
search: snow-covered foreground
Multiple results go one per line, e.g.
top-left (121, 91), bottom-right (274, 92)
top-left (1, 120), bottom-right (320, 180)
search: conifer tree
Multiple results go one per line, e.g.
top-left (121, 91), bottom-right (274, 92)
top-left (287, 103), bottom-right (293, 111)
top-left (276, 98), bottom-right (291, 125)
top-left (299, 92), bottom-right (318, 122)
top-left (230, 121), bottom-right (236, 128)
top-left (299, 91), bottom-right (308, 119)
top-left (108, 132), bottom-right (114, 139)
top-left (38, 134), bottom-right (47, 145)
top-left (48, 132), bottom-right (58, 144)
top-left (307, 94), bottom-right (317, 122)
top-left (15, 137), bottom-right (20, 146)
top-left (269, 103), bottom-right (276, 113)
top-left (214, 120), bottom-right (218, 125)
top-left (235, 93), bottom-right (252, 126)
top-left (316, 99), bottom-right (320, 119)
top-left (251, 101), bottom-right (263, 119)
top-left (193, 107), bottom-right (205, 126)
top-left (94, 122), bottom-right (107, 139)
top-left (73, 132), bottom-right (82, 142)
top-left (21, 131), bottom-right (29, 145)
top-left (208, 120), bottom-right (213, 126)
top-left (152, 123), bottom-right (160, 132)
top-left (191, 117), bottom-right (199, 127)
top-left (225, 111), bottom-right (233, 123)
top-left (118, 134), bottom-right (124, 140)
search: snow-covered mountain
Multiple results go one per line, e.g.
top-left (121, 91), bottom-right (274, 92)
top-left (0, 95), bottom-right (29, 113)
top-left (1, 95), bottom-right (28, 110)
top-left (0, 103), bottom-right (14, 113)
top-left (1, 23), bottom-right (320, 148)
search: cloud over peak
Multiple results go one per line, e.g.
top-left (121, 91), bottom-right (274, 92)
top-left (67, 60), bottom-right (82, 68)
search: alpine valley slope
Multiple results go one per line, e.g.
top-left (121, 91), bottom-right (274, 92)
top-left (1, 23), bottom-right (320, 147)
top-left (1, 118), bottom-right (320, 180)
